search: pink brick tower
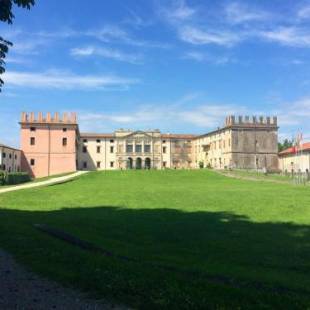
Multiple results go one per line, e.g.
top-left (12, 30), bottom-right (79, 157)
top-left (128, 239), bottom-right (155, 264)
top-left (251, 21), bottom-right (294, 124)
top-left (20, 112), bottom-right (79, 178)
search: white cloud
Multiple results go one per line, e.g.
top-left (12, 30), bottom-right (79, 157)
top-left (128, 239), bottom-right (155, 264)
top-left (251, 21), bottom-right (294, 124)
top-left (183, 51), bottom-right (231, 65)
top-left (297, 5), bottom-right (310, 20)
top-left (225, 2), bottom-right (270, 24)
top-left (179, 26), bottom-right (241, 46)
top-left (3, 70), bottom-right (139, 90)
top-left (70, 46), bottom-right (143, 64)
top-left (259, 27), bottom-right (310, 47)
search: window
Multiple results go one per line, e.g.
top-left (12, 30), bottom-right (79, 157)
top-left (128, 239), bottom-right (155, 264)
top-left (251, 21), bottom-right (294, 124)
top-left (135, 144), bottom-right (142, 153)
top-left (83, 146), bottom-right (87, 153)
top-left (30, 137), bottom-right (35, 145)
top-left (126, 145), bottom-right (133, 153)
top-left (83, 161), bottom-right (87, 169)
top-left (163, 161), bottom-right (167, 168)
top-left (163, 140), bottom-right (166, 143)
top-left (8, 167), bottom-right (11, 172)
top-left (83, 139), bottom-right (87, 143)
top-left (30, 159), bottom-right (35, 166)
top-left (110, 139), bottom-right (114, 143)
top-left (2, 152), bottom-right (6, 158)
top-left (62, 137), bottom-right (67, 146)
top-left (144, 145), bottom-right (151, 153)
top-left (163, 146), bottom-right (167, 153)
top-left (2, 164), bottom-right (5, 170)
top-left (96, 139), bottom-right (101, 143)
top-left (110, 146), bottom-right (114, 153)
top-left (30, 127), bottom-right (36, 131)
top-left (9, 153), bottom-right (12, 159)
top-left (110, 161), bottom-right (114, 168)
top-left (63, 128), bottom-right (67, 132)
top-left (14, 154), bottom-right (17, 159)
top-left (97, 161), bottom-right (101, 168)
top-left (97, 146), bottom-right (101, 153)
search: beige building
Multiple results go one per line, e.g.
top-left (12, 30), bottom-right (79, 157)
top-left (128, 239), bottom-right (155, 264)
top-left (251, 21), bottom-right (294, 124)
top-left (279, 143), bottom-right (310, 173)
top-left (0, 144), bottom-right (21, 173)
top-left (78, 130), bottom-right (195, 170)
top-left (78, 115), bottom-right (279, 172)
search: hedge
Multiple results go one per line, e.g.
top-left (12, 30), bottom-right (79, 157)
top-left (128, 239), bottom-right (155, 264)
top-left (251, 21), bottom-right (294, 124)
top-left (0, 171), bottom-right (31, 185)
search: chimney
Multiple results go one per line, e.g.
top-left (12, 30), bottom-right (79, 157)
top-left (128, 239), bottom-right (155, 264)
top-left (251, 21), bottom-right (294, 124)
top-left (238, 116), bottom-right (243, 123)
top-left (266, 116), bottom-right (271, 124)
top-left (273, 116), bottom-right (277, 125)
top-left (46, 112), bottom-right (51, 122)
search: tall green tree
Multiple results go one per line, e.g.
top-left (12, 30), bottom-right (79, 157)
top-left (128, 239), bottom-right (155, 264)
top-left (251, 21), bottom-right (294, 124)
top-left (0, 0), bottom-right (35, 91)
top-left (278, 138), bottom-right (294, 152)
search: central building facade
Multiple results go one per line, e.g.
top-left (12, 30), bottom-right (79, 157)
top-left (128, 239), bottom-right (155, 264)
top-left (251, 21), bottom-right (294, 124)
top-left (78, 130), bottom-right (194, 170)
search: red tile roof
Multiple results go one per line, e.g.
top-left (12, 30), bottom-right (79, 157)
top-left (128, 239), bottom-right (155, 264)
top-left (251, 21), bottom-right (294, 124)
top-left (279, 142), bottom-right (310, 156)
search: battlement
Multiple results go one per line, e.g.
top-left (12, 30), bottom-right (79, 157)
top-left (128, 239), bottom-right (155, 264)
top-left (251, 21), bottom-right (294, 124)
top-left (20, 112), bottom-right (77, 125)
top-left (225, 115), bottom-right (277, 127)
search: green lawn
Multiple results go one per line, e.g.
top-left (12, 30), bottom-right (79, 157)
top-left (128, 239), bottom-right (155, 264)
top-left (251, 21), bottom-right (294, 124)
top-left (0, 170), bottom-right (310, 309)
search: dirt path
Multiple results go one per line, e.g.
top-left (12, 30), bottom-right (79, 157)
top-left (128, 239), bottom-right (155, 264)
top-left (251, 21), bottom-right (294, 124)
top-left (0, 171), bottom-right (88, 194)
top-left (0, 249), bottom-right (125, 309)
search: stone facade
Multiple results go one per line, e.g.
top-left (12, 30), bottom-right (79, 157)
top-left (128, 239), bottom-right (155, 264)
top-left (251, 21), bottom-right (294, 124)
top-left (19, 112), bottom-right (279, 177)
top-left (0, 144), bottom-right (21, 173)
top-left (193, 116), bottom-right (279, 171)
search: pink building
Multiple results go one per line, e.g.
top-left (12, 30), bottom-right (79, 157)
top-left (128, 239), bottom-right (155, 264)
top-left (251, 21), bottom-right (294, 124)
top-left (20, 112), bottom-right (78, 178)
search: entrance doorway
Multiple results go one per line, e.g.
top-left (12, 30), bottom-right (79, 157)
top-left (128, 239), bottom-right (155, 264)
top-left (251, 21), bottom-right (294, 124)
top-left (136, 157), bottom-right (142, 169)
top-left (145, 157), bottom-right (151, 169)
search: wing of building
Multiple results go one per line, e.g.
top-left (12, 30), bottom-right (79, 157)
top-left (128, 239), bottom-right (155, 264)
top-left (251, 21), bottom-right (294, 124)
top-left (18, 112), bottom-right (279, 178)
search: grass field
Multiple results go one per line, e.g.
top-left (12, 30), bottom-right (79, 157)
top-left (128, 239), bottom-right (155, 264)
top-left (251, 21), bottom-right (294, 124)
top-left (0, 170), bottom-right (310, 309)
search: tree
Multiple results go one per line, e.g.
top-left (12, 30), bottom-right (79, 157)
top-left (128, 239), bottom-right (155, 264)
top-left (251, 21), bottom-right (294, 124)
top-left (278, 139), bottom-right (294, 152)
top-left (0, 0), bottom-right (35, 92)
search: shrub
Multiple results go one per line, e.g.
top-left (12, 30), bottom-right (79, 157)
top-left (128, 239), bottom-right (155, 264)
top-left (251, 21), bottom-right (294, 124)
top-left (5, 172), bottom-right (31, 185)
top-left (0, 170), bottom-right (5, 185)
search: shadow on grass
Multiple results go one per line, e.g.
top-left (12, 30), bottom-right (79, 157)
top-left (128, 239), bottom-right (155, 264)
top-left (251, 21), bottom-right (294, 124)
top-left (0, 206), bottom-right (310, 309)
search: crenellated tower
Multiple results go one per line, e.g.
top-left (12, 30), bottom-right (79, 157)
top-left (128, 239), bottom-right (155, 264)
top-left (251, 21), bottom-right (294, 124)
top-left (20, 112), bottom-right (79, 177)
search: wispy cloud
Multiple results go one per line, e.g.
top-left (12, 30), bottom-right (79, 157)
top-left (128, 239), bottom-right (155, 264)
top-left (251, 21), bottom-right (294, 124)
top-left (70, 46), bottom-right (143, 64)
top-left (179, 26), bottom-right (242, 47)
top-left (183, 51), bottom-right (232, 65)
top-left (297, 4), bottom-right (310, 20)
top-left (259, 26), bottom-right (310, 47)
top-left (3, 70), bottom-right (139, 90)
top-left (225, 2), bottom-right (270, 24)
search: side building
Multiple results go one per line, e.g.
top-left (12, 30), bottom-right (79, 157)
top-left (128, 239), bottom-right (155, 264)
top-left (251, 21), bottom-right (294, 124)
top-left (0, 144), bottom-right (21, 173)
top-left (20, 112), bottom-right (79, 178)
top-left (279, 142), bottom-right (310, 173)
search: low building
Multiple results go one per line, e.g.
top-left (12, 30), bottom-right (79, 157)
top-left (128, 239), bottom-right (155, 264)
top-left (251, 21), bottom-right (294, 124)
top-left (0, 144), bottom-right (21, 173)
top-left (279, 142), bottom-right (310, 173)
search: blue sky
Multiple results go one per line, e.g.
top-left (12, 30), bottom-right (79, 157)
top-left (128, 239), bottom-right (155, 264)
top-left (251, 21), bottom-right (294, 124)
top-left (1, 0), bottom-right (310, 147)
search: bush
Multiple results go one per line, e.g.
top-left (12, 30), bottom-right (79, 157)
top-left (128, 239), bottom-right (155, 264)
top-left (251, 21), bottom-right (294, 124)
top-left (0, 171), bottom-right (5, 185)
top-left (5, 172), bottom-right (31, 185)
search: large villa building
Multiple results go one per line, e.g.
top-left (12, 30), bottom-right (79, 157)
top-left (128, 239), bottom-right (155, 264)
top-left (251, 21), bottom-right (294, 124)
top-left (18, 112), bottom-right (279, 178)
